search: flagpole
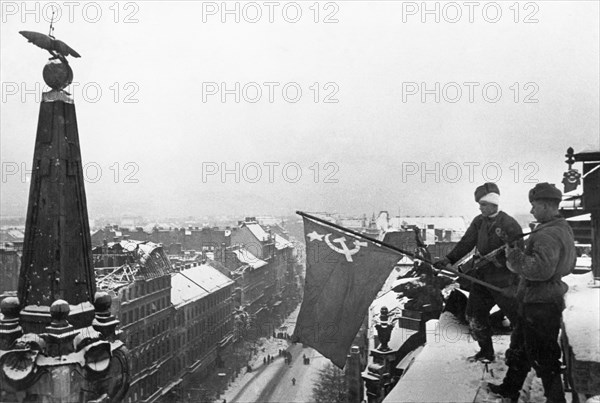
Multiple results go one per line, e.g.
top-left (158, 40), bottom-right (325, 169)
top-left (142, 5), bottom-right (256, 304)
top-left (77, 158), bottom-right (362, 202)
top-left (296, 210), bottom-right (507, 294)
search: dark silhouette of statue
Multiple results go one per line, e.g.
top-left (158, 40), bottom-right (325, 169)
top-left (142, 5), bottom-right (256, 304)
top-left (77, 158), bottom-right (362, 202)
top-left (375, 306), bottom-right (394, 351)
top-left (19, 31), bottom-right (81, 64)
top-left (20, 29), bottom-right (81, 92)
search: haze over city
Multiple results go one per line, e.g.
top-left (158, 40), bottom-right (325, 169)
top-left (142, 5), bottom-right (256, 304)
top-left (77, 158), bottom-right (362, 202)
top-left (1, 1), bottom-right (599, 220)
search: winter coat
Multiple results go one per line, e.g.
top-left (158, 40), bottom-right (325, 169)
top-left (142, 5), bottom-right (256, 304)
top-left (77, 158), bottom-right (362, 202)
top-left (507, 217), bottom-right (576, 304)
top-left (446, 211), bottom-right (523, 287)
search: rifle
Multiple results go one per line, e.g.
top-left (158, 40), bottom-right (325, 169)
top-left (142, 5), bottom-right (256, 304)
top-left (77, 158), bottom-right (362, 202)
top-left (297, 211), bottom-right (507, 293)
top-left (467, 227), bottom-right (537, 272)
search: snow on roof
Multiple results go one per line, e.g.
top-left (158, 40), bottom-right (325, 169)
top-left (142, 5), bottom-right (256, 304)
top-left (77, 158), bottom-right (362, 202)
top-left (274, 233), bottom-right (293, 250)
top-left (231, 248), bottom-right (267, 269)
top-left (396, 255), bottom-right (414, 266)
top-left (171, 264), bottom-right (234, 307)
top-left (385, 313), bottom-right (512, 403)
top-left (110, 239), bottom-right (161, 256)
top-left (563, 188), bottom-right (583, 199)
top-left (389, 216), bottom-right (468, 232)
top-left (245, 223), bottom-right (270, 242)
top-left (562, 272), bottom-right (600, 363)
top-left (566, 213), bottom-right (591, 221)
top-left (0, 229), bottom-right (25, 243)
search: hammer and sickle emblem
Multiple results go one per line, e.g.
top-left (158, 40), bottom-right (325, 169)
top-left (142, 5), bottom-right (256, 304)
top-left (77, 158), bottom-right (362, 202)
top-left (324, 234), bottom-right (368, 262)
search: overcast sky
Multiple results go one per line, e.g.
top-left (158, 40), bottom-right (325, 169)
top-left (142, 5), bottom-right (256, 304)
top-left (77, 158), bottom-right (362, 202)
top-left (1, 1), bottom-right (599, 221)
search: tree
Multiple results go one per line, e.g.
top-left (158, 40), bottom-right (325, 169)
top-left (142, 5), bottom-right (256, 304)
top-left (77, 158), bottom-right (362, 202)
top-left (312, 363), bottom-right (348, 403)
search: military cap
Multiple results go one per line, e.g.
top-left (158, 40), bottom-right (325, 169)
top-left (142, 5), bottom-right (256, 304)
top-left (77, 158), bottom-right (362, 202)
top-left (528, 182), bottom-right (562, 202)
top-left (474, 182), bottom-right (500, 203)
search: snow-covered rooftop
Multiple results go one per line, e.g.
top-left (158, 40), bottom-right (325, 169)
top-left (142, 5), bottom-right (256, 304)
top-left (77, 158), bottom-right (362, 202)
top-left (384, 313), bottom-right (512, 402)
top-left (389, 216), bottom-right (468, 233)
top-left (245, 223), bottom-right (271, 242)
top-left (0, 228), bottom-right (24, 243)
top-left (562, 271), bottom-right (600, 363)
top-left (566, 213), bottom-right (591, 221)
top-left (231, 248), bottom-right (267, 269)
top-left (274, 233), bottom-right (293, 250)
top-left (171, 264), bottom-right (234, 307)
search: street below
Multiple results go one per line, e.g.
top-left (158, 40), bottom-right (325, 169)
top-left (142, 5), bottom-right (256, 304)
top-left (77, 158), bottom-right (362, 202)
top-left (220, 306), bottom-right (330, 403)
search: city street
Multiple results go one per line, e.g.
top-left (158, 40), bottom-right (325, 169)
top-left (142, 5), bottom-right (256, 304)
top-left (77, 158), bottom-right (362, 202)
top-left (225, 344), bottom-right (329, 403)
top-left (220, 306), bottom-right (330, 403)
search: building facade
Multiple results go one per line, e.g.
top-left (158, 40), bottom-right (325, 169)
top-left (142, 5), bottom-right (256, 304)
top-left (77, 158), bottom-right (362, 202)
top-left (94, 240), bottom-right (235, 403)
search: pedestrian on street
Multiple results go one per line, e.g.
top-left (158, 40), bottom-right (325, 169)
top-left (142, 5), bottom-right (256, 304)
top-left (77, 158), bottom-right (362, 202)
top-left (292, 377), bottom-right (296, 386)
top-left (434, 183), bottom-right (523, 362)
top-left (488, 183), bottom-right (576, 403)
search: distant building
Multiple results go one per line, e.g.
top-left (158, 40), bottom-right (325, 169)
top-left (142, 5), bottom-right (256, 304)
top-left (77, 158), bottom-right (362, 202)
top-left (0, 243), bottom-right (20, 294)
top-left (120, 215), bottom-right (144, 228)
top-left (91, 225), bottom-right (231, 265)
top-left (95, 240), bottom-right (175, 402)
top-left (256, 216), bottom-right (284, 227)
top-left (91, 225), bottom-right (151, 246)
top-left (224, 245), bottom-right (270, 316)
top-left (0, 230), bottom-right (23, 294)
top-left (170, 263), bottom-right (234, 391)
top-left (0, 228), bottom-right (25, 251)
top-left (388, 216), bottom-right (468, 244)
top-left (231, 218), bottom-right (275, 261)
top-left (226, 218), bottom-right (298, 333)
top-left (94, 240), bottom-right (234, 403)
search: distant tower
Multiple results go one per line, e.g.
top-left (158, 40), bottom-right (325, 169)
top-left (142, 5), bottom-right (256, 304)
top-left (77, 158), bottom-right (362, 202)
top-left (0, 30), bottom-right (130, 402)
top-left (562, 147), bottom-right (582, 194)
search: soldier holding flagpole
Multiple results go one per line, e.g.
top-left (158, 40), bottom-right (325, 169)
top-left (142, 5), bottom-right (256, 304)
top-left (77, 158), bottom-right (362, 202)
top-left (434, 183), bottom-right (523, 362)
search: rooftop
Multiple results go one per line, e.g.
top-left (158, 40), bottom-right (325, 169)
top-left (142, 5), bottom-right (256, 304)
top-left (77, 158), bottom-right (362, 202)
top-left (231, 248), bottom-right (268, 269)
top-left (244, 223), bottom-right (271, 242)
top-left (384, 312), bottom-right (512, 403)
top-left (274, 233), bottom-right (293, 250)
top-left (171, 264), bottom-right (234, 307)
top-left (389, 216), bottom-right (468, 233)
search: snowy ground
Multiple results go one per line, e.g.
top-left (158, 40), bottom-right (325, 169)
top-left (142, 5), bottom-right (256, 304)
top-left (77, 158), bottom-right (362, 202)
top-left (383, 312), bottom-right (575, 403)
top-left (218, 306), bottom-right (331, 403)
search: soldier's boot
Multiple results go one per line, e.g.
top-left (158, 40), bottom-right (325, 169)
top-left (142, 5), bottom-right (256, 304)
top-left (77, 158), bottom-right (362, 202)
top-left (487, 366), bottom-right (528, 402)
top-left (541, 373), bottom-right (566, 403)
top-left (468, 338), bottom-right (495, 362)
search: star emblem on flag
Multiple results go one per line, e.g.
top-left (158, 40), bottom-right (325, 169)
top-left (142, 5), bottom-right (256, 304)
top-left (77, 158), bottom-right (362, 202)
top-left (307, 231), bottom-right (324, 242)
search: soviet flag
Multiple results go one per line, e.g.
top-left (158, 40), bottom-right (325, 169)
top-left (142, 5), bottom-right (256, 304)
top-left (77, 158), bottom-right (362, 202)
top-left (293, 216), bottom-right (402, 368)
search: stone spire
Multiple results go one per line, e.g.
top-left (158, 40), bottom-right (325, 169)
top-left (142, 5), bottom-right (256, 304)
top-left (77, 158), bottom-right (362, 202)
top-left (0, 32), bottom-right (130, 402)
top-left (17, 64), bottom-right (96, 332)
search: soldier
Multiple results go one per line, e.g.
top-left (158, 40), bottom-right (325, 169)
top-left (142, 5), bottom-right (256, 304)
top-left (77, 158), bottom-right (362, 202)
top-left (488, 183), bottom-right (576, 403)
top-left (435, 183), bottom-right (522, 362)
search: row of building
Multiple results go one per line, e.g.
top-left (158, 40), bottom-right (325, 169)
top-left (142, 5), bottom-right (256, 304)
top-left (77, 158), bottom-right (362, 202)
top-left (0, 217), bottom-right (300, 403)
top-left (95, 217), bottom-right (300, 402)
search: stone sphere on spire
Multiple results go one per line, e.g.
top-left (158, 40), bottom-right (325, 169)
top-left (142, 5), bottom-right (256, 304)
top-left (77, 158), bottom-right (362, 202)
top-left (42, 59), bottom-right (73, 90)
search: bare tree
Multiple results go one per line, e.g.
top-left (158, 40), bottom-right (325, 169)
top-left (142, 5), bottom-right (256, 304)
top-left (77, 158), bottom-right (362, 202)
top-left (312, 363), bottom-right (348, 403)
